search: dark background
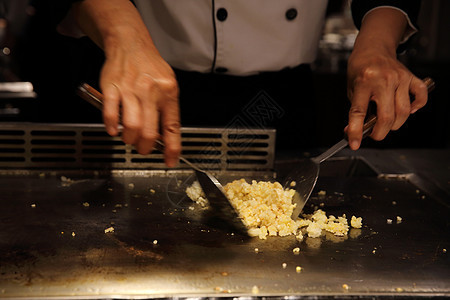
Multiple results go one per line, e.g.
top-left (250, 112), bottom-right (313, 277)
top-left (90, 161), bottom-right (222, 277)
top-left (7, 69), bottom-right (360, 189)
top-left (1, 0), bottom-right (449, 150)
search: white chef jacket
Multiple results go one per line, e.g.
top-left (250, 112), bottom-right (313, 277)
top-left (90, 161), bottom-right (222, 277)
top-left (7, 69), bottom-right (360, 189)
top-left (58, 0), bottom-right (416, 76)
top-left (134, 0), bottom-right (328, 76)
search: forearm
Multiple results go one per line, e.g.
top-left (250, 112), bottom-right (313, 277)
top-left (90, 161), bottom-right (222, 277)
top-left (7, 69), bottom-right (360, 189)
top-left (72, 0), bottom-right (158, 56)
top-left (352, 7), bottom-right (408, 58)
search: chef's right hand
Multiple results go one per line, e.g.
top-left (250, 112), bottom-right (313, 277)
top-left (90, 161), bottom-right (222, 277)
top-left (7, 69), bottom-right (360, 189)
top-left (99, 45), bottom-right (181, 167)
top-left (73, 0), bottom-right (181, 167)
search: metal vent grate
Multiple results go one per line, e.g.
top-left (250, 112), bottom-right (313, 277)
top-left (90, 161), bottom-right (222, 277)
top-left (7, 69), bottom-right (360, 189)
top-left (0, 123), bottom-right (276, 170)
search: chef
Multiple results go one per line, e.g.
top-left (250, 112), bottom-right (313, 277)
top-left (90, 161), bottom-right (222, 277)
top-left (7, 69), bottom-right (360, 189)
top-left (58, 0), bottom-right (428, 167)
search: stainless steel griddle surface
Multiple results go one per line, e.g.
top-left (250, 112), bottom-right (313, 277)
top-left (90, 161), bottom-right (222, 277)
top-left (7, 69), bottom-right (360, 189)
top-left (0, 154), bottom-right (449, 299)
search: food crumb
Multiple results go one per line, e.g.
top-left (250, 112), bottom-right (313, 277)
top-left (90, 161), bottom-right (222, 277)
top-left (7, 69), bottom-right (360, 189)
top-left (421, 195), bottom-right (426, 199)
top-left (295, 266), bottom-right (303, 273)
top-left (351, 216), bottom-right (363, 228)
top-left (395, 287), bottom-right (404, 292)
top-left (443, 249), bottom-right (447, 253)
top-left (342, 284), bottom-right (349, 290)
top-left (282, 263), bottom-right (287, 269)
top-left (289, 181), bottom-right (296, 187)
top-left (387, 219), bottom-right (393, 225)
top-left (128, 183), bottom-right (135, 190)
top-left (61, 231), bottom-right (64, 235)
top-left (372, 249), bottom-right (376, 254)
top-left (60, 176), bottom-right (72, 182)
top-left (254, 248), bottom-right (259, 253)
top-left (31, 203), bottom-right (36, 208)
top-left (416, 189), bottom-right (420, 194)
top-left (396, 216), bottom-right (403, 224)
top-left (82, 202), bottom-right (90, 207)
top-left (221, 272), bottom-right (228, 276)
top-left (153, 239), bottom-right (158, 245)
top-left (214, 287), bottom-right (223, 292)
top-left (188, 206), bottom-right (195, 211)
top-left (104, 227), bottom-right (114, 233)
top-left (71, 232), bottom-right (76, 237)
top-left (392, 201), bottom-right (397, 205)
top-left (292, 247), bottom-right (300, 255)
top-left (149, 188), bottom-right (156, 194)
top-left (251, 285), bottom-right (259, 294)
top-left (318, 190), bottom-right (326, 196)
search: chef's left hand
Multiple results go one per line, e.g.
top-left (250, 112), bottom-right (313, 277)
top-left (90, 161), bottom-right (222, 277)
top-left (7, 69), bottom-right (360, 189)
top-left (345, 7), bottom-right (428, 150)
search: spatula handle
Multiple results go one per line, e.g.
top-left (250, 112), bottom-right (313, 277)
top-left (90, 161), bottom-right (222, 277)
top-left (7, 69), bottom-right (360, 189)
top-left (77, 83), bottom-right (168, 151)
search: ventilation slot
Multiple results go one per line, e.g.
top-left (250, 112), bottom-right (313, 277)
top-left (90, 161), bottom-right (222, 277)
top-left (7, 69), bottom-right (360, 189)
top-left (0, 130), bottom-right (26, 164)
top-left (0, 124), bottom-right (275, 170)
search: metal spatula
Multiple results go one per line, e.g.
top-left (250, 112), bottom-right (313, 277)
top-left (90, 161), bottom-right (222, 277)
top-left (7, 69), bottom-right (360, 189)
top-left (287, 77), bottom-right (435, 219)
top-left (77, 83), bottom-right (248, 236)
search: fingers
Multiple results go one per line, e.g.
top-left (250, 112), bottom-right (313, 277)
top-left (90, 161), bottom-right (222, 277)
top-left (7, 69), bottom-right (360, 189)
top-left (130, 74), bottom-right (159, 155)
top-left (371, 82), bottom-right (396, 141)
top-left (347, 85), bottom-right (370, 150)
top-left (102, 83), bottom-right (121, 136)
top-left (347, 70), bottom-right (427, 149)
top-left (160, 93), bottom-right (181, 168)
top-left (410, 76), bottom-right (428, 114)
top-left (391, 80), bottom-right (411, 131)
top-left (101, 72), bottom-right (180, 167)
top-left (120, 89), bottom-right (143, 145)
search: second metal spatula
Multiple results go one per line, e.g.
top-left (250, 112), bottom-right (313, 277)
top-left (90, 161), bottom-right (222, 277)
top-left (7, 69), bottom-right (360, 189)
top-left (77, 83), bottom-right (248, 236)
top-left (287, 77), bottom-right (435, 219)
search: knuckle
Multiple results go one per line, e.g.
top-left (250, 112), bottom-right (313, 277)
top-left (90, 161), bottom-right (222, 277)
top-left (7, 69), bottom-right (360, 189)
top-left (160, 76), bottom-right (178, 91)
top-left (383, 70), bottom-right (399, 83)
top-left (159, 78), bottom-right (179, 99)
top-left (164, 121), bottom-right (181, 135)
top-left (377, 114), bottom-right (394, 126)
top-left (359, 66), bottom-right (380, 81)
top-left (136, 74), bottom-right (178, 93)
top-left (122, 119), bottom-right (141, 131)
top-left (141, 130), bottom-right (159, 142)
top-left (357, 67), bottom-right (400, 86)
top-left (418, 80), bottom-right (428, 92)
top-left (136, 75), bottom-right (157, 91)
top-left (103, 111), bottom-right (116, 123)
top-left (397, 104), bottom-right (411, 117)
top-left (349, 106), bottom-right (366, 117)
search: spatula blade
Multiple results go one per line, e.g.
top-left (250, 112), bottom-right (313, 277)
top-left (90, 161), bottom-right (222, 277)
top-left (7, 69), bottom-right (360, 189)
top-left (284, 159), bottom-right (319, 219)
top-left (195, 170), bottom-right (249, 237)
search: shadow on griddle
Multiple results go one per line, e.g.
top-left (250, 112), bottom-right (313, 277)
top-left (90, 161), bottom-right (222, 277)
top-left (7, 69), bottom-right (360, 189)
top-left (75, 174), bottom-right (252, 265)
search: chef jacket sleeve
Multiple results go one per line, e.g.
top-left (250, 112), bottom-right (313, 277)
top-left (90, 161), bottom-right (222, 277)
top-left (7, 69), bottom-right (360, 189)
top-left (351, 0), bottom-right (421, 50)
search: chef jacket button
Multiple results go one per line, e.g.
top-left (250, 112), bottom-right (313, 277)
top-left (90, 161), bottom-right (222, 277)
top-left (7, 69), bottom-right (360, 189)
top-left (285, 8), bottom-right (298, 21)
top-left (217, 8), bottom-right (228, 21)
top-left (215, 67), bottom-right (228, 73)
